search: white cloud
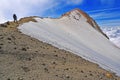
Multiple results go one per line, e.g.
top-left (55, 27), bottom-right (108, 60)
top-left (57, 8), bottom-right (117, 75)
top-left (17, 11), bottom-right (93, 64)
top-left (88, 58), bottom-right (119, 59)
top-left (100, 0), bottom-right (115, 6)
top-left (0, 0), bottom-right (56, 23)
top-left (90, 11), bottom-right (120, 20)
top-left (87, 7), bottom-right (120, 13)
top-left (87, 7), bottom-right (120, 27)
top-left (0, 12), bottom-right (7, 23)
top-left (89, 11), bottom-right (120, 27)
top-left (98, 19), bottom-right (120, 27)
top-left (66, 0), bottom-right (83, 5)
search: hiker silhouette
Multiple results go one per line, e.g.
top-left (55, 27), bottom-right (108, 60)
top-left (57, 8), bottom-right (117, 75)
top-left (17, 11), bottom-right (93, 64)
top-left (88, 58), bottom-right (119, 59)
top-left (13, 14), bottom-right (17, 22)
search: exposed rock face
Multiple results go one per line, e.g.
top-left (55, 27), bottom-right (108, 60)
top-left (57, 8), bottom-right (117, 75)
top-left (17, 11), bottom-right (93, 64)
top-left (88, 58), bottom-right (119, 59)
top-left (62, 8), bottom-right (109, 39)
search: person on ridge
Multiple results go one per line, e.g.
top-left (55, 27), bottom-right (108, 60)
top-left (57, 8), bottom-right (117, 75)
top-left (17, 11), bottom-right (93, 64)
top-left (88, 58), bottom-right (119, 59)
top-left (13, 14), bottom-right (17, 23)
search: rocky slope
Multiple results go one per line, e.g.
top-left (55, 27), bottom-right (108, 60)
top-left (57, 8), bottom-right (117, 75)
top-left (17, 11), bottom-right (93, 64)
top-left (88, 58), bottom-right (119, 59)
top-left (0, 17), bottom-right (120, 80)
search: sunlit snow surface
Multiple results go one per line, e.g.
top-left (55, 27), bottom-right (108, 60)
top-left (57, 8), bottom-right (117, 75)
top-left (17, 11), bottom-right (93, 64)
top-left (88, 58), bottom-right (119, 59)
top-left (102, 27), bottom-right (120, 48)
top-left (18, 16), bottom-right (120, 76)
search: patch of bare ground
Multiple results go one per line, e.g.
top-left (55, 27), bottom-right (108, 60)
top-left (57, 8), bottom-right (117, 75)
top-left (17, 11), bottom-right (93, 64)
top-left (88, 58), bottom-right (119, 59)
top-left (0, 19), bottom-right (120, 80)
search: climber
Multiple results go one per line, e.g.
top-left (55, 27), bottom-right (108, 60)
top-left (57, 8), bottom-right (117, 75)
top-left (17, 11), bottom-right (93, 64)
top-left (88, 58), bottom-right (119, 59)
top-left (13, 14), bottom-right (17, 22)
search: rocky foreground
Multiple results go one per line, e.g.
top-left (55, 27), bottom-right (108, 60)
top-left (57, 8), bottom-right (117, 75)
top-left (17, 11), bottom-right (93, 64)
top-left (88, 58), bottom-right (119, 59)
top-left (0, 19), bottom-right (120, 80)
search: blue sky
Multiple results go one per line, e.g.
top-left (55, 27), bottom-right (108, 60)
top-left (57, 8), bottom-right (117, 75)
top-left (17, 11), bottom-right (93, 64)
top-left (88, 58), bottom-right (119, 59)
top-left (0, 0), bottom-right (120, 27)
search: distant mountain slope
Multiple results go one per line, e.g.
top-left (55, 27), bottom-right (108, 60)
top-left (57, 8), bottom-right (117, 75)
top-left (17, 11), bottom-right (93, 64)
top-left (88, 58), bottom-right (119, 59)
top-left (18, 9), bottom-right (120, 76)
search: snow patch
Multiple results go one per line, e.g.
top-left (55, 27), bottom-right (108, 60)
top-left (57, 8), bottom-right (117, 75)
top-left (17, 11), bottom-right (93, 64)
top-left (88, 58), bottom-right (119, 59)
top-left (18, 17), bottom-right (120, 76)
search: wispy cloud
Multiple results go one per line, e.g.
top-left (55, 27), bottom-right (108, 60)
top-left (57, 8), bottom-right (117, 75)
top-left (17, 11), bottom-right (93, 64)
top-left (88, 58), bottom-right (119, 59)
top-left (100, 0), bottom-right (115, 5)
top-left (89, 11), bottom-right (120, 20)
top-left (66, 0), bottom-right (83, 5)
top-left (87, 7), bottom-right (120, 13)
top-left (87, 7), bottom-right (120, 27)
top-left (98, 19), bottom-right (120, 27)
